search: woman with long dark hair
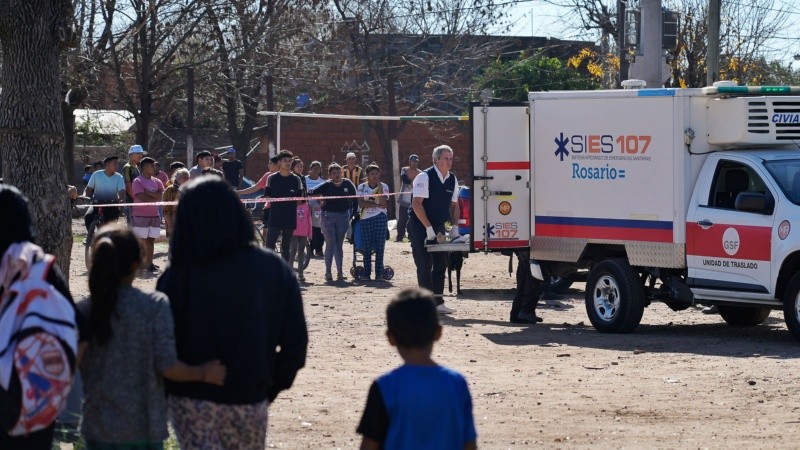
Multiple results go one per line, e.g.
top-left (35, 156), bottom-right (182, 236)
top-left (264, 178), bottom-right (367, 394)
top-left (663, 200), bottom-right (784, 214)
top-left (157, 177), bottom-right (308, 448)
top-left (79, 224), bottom-right (225, 448)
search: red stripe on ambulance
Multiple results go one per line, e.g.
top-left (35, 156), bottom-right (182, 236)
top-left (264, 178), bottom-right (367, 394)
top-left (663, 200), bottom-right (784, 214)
top-left (686, 222), bottom-right (771, 261)
top-left (486, 161), bottom-right (530, 170)
top-left (535, 224), bottom-right (673, 243)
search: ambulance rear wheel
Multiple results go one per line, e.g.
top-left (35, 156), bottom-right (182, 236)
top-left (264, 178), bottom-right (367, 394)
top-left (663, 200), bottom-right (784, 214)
top-left (585, 259), bottom-right (645, 333)
top-left (782, 273), bottom-right (800, 342)
top-left (718, 306), bottom-right (770, 326)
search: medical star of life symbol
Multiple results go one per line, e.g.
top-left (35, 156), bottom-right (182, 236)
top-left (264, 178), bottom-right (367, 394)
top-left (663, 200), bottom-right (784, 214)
top-left (554, 133), bottom-right (569, 161)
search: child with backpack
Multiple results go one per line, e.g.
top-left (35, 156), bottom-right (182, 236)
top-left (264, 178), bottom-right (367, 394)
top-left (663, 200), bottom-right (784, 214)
top-left (78, 224), bottom-right (226, 448)
top-left (356, 288), bottom-right (477, 450)
top-left (0, 184), bottom-right (81, 449)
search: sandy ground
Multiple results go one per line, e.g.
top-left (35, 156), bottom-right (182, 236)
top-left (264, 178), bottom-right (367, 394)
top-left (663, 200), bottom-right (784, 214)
top-left (65, 219), bottom-right (800, 449)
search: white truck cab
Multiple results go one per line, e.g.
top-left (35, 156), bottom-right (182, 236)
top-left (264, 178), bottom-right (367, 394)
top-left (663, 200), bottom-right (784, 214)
top-left (470, 83), bottom-right (800, 341)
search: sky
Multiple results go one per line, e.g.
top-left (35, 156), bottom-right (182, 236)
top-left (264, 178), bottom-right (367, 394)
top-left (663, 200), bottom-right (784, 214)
top-left (494, 0), bottom-right (800, 66)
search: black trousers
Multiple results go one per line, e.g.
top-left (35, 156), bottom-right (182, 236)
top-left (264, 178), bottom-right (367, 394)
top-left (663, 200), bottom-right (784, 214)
top-left (0, 423), bottom-right (54, 450)
top-left (408, 217), bottom-right (447, 304)
top-left (310, 226), bottom-right (324, 253)
top-left (266, 227), bottom-right (294, 261)
top-left (396, 204), bottom-right (410, 240)
top-left (510, 250), bottom-right (542, 319)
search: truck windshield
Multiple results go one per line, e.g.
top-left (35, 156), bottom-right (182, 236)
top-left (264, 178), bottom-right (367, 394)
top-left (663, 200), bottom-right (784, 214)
top-left (764, 159), bottom-right (800, 205)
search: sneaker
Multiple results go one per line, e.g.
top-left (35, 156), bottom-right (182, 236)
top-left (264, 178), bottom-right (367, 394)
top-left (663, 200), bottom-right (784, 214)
top-left (436, 304), bottom-right (455, 314)
top-left (147, 263), bottom-right (159, 272)
top-left (315, 251), bottom-right (324, 257)
top-left (512, 312), bottom-right (543, 324)
top-left (298, 273), bottom-right (305, 283)
top-left (337, 273), bottom-right (347, 281)
top-left (394, 237), bottom-right (403, 242)
top-left (702, 305), bottom-right (719, 314)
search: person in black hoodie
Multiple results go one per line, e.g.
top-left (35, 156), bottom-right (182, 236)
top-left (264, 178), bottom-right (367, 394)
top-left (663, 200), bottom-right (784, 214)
top-left (156, 177), bottom-right (308, 448)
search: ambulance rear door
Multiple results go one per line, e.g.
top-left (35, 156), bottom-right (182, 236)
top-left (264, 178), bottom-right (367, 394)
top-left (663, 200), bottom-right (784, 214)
top-left (470, 103), bottom-right (531, 252)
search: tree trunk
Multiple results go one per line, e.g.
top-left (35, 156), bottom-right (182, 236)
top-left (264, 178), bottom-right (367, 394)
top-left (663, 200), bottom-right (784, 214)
top-left (136, 112), bottom-right (151, 151)
top-left (0, 0), bottom-right (73, 277)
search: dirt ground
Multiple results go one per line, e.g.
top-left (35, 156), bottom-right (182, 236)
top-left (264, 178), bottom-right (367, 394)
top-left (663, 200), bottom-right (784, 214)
top-left (66, 219), bottom-right (800, 449)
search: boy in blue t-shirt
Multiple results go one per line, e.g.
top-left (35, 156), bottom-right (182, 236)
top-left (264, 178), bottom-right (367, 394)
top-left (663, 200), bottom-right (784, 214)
top-left (357, 289), bottom-right (477, 450)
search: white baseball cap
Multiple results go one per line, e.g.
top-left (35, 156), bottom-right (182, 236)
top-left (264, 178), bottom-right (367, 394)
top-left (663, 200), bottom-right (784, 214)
top-left (346, 152), bottom-right (356, 159)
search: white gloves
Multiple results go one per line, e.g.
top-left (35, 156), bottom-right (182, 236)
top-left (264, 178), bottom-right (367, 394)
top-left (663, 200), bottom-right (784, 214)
top-left (426, 226), bottom-right (436, 241)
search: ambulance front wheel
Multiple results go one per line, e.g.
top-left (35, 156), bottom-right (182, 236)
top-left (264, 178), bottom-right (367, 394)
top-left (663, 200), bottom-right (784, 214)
top-left (782, 272), bottom-right (800, 342)
top-left (585, 259), bottom-right (645, 333)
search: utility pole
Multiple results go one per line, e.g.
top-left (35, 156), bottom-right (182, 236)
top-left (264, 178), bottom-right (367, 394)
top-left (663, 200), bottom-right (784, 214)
top-left (707, 0), bottom-right (721, 86)
top-left (186, 68), bottom-right (194, 167)
top-left (628, 0), bottom-right (666, 88)
top-left (617, 0), bottom-right (628, 87)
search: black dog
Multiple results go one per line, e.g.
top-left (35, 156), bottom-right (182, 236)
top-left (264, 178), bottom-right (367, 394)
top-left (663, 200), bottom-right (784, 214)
top-left (447, 251), bottom-right (467, 294)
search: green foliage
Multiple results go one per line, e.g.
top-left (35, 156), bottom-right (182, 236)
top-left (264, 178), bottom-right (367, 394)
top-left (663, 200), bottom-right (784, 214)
top-left (758, 60), bottom-right (800, 86)
top-left (474, 53), bottom-right (599, 101)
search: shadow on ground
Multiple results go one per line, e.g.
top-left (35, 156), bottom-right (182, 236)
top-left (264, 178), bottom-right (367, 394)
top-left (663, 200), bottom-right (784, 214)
top-left (466, 319), bottom-right (800, 359)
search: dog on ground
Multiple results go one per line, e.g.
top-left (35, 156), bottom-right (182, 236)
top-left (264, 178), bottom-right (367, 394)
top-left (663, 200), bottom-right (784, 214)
top-left (447, 251), bottom-right (467, 294)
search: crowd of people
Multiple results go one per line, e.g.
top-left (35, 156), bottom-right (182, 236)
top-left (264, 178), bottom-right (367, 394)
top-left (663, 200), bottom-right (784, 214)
top-left (78, 143), bottom-right (442, 286)
top-left (234, 149), bottom-right (406, 284)
top-left (0, 140), bottom-right (496, 448)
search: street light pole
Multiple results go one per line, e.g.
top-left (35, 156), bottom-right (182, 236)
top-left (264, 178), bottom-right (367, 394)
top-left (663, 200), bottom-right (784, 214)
top-left (707, 0), bottom-right (721, 86)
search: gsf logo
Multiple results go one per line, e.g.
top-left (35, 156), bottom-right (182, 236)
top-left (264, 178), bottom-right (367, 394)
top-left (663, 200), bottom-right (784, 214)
top-left (494, 222), bottom-right (518, 238)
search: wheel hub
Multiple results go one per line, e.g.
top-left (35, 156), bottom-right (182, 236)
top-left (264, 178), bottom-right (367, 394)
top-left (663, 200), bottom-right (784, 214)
top-left (593, 275), bottom-right (620, 321)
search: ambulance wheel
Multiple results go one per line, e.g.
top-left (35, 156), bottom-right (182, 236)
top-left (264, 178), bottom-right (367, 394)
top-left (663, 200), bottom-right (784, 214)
top-left (718, 306), bottom-right (770, 326)
top-left (383, 266), bottom-right (395, 280)
top-left (585, 259), bottom-right (645, 333)
top-left (354, 266), bottom-right (366, 280)
top-left (782, 273), bottom-right (800, 342)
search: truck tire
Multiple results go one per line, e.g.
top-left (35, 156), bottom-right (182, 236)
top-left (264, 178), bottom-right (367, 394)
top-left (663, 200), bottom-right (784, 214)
top-left (717, 306), bottom-right (770, 326)
top-left (585, 259), bottom-right (645, 333)
top-left (782, 273), bottom-right (800, 342)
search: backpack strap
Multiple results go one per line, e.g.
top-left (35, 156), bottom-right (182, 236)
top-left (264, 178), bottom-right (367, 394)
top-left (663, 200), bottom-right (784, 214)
top-left (26, 254), bottom-right (54, 282)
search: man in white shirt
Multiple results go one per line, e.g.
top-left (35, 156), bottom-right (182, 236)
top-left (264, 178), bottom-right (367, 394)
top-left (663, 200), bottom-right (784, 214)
top-left (408, 145), bottom-right (460, 314)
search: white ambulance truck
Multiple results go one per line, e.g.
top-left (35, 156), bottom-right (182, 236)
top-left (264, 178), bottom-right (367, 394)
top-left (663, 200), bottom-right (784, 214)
top-left (469, 82), bottom-right (800, 341)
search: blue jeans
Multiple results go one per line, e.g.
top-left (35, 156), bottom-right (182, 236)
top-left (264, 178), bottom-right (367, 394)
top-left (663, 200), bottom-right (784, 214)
top-left (321, 211), bottom-right (349, 276)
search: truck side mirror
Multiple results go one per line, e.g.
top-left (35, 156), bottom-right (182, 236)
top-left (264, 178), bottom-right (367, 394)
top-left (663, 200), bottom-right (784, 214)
top-left (735, 192), bottom-right (769, 214)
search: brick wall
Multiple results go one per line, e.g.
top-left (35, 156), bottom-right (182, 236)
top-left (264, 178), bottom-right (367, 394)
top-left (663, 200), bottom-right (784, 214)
top-left (245, 118), bottom-right (471, 186)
